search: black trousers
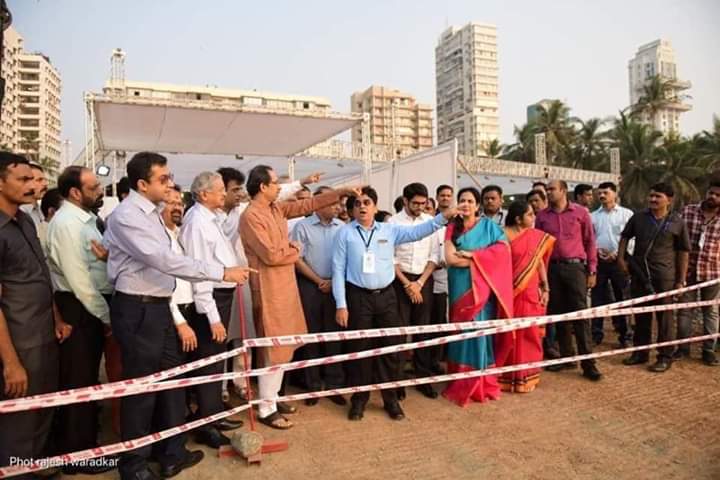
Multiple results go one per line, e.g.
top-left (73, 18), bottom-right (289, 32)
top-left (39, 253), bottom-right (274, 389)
top-left (631, 276), bottom-right (675, 359)
top-left (345, 283), bottom-right (402, 406)
top-left (432, 292), bottom-right (448, 368)
top-left (547, 263), bottom-right (596, 370)
top-left (110, 294), bottom-right (186, 478)
top-left (52, 291), bottom-right (106, 455)
top-left (591, 260), bottom-right (631, 342)
top-left (393, 273), bottom-right (440, 378)
top-left (0, 343), bottom-right (58, 480)
top-left (187, 288), bottom-right (234, 418)
top-left (297, 276), bottom-right (345, 390)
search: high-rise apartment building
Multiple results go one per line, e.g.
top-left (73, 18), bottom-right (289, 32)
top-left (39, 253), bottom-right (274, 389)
top-left (628, 39), bottom-right (691, 135)
top-left (435, 22), bottom-right (499, 156)
top-left (350, 85), bottom-right (433, 156)
top-left (1, 26), bottom-right (23, 151)
top-left (1, 26), bottom-right (62, 164)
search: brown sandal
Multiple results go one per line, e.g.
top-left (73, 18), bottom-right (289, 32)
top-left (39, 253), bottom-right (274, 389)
top-left (258, 411), bottom-right (293, 430)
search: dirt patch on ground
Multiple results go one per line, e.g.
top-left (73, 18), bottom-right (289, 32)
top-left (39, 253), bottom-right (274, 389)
top-left (85, 336), bottom-right (720, 480)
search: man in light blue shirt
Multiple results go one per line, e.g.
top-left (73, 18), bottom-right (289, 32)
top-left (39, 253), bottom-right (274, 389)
top-left (102, 152), bottom-right (250, 480)
top-left (292, 186), bottom-right (346, 405)
top-left (590, 181), bottom-right (635, 347)
top-left (332, 186), bottom-right (455, 422)
top-left (47, 166), bottom-right (118, 474)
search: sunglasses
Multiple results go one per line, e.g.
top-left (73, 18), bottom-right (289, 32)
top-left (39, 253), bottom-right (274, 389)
top-left (354, 199), bottom-right (373, 207)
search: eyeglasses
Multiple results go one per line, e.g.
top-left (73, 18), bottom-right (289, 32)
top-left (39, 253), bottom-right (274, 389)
top-left (410, 200), bottom-right (427, 207)
top-left (354, 199), bottom-right (373, 207)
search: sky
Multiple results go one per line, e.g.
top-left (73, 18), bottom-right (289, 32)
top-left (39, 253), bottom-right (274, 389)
top-left (7, 0), bottom-right (720, 161)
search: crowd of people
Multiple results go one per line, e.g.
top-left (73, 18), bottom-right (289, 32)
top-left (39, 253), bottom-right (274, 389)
top-left (1, 150), bottom-right (719, 480)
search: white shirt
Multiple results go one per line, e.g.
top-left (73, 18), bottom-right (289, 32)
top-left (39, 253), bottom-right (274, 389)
top-left (592, 204), bottom-right (635, 255)
top-left (388, 209), bottom-right (441, 275)
top-left (432, 226), bottom-right (448, 294)
top-left (166, 226), bottom-right (193, 326)
top-left (47, 202), bottom-right (113, 324)
top-left (180, 203), bottom-right (239, 325)
top-left (481, 209), bottom-right (507, 227)
top-left (20, 201), bottom-right (44, 230)
top-left (221, 202), bottom-right (248, 247)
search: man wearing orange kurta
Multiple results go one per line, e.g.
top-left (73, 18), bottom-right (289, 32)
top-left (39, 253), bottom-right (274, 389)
top-left (240, 165), bottom-right (359, 429)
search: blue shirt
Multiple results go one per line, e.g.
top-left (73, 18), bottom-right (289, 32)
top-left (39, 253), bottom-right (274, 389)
top-left (103, 190), bottom-right (225, 297)
top-left (332, 214), bottom-right (446, 309)
top-left (591, 204), bottom-right (634, 254)
top-left (291, 213), bottom-right (344, 279)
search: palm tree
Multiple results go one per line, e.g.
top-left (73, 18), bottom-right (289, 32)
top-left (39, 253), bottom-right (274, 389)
top-left (695, 115), bottom-right (720, 170)
top-left (653, 133), bottom-right (704, 207)
top-left (570, 117), bottom-right (609, 171)
top-left (629, 75), bottom-right (690, 132)
top-left (484, 138), bottom-right (503, 159)
top-left (533, 100), bottom-right (576, 166)
top-left (502, 122), bottom-right (536, 163)
top-left (610, 112), bottom-right (663, 209)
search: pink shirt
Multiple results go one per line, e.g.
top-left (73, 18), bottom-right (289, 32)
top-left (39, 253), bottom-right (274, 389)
top-left (536, 202), bottom-right (598, 274)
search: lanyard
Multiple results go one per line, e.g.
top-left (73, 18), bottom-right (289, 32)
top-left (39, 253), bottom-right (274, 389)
top-left (356, 226), bottom-right (376, 251)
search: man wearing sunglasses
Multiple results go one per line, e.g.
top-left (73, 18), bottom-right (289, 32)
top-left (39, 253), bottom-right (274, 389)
top-left (332, 187), bottom-right (456, 422)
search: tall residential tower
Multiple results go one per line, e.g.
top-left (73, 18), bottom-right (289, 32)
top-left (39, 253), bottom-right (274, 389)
top-left (435, 22), bottom-right (499, 156)
top-left (628, 39), bottom-right (691, 135)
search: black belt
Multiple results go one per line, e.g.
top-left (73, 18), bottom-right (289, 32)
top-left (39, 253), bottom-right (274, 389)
top-left (115, 291), bottom-right (170, 304)
top-left (347, 282), bottom-right (392, 295)
top-left (550, 258), bottom-right (585, 265)
top-left (214, 287), bottom-right (237, 293)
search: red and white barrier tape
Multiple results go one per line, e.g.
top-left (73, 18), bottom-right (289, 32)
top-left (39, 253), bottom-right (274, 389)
top-left (243, 278), bottom-right (720, 348)
top-left (0, 344), bottom-right (247, 411)
top-left (0, 403), bottom-right (251, 478)
top-left (4, 298), bottom-right (718, 414)
top-left (275, 333), bottom-right (720, 404)
top-left (2, 332), bottom-right (717, 478)
top-left (2, 279), bottom-right (715, 412)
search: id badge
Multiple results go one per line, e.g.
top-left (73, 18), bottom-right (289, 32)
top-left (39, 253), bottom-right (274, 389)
top-left (362, 251), bottom-right (376, 274)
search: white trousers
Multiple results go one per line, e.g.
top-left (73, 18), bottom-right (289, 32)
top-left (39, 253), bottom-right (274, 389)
top-left (258, 370), bottom-right (284, 418)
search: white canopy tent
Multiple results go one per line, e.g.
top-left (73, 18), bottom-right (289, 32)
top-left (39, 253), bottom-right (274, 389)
top-left (83, 92), bottom-right (369, 186)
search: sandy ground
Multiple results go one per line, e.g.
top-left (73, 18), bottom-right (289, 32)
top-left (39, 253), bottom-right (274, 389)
top-left (80, 334), bottom-right (720, 480)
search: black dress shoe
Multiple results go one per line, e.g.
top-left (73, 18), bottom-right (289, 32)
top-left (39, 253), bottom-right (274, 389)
top-left (648, 358), bottom-right (671, 373)
top-left (348, 403), bottom-right (364, 421)
top-left (396, 387), bottom-right (406, 401)
top-left (384, 402), bottom-right (405, 421)
top-left (305, 398), bottom-right (319, 406)
top-left (329, 394), bottom-right (347, 406)
top-left (545, 361), bottom-right (577, 372)
top-left (214, 418), bottom-right (243, 431)
top-left (194, 427), bottom-right (230, 449)
top-left (160, 450), bottom-right (204, 478)
top-left (622, 353), bottom-right (649, 366)
top-left (543, 348), bottom-right (561, 360)
top-left (416, 384), bottom-right (439, 399)
top-left (582, 365), bottom-right (603, 381)
top-left (672, 348), bottom-right (690, 361)
top-left (61, 456), bottom-right (119, 475)
top-left (702, 351), bottom-right (719, 366)
top-left (126, 468), bottom-right (161, 480)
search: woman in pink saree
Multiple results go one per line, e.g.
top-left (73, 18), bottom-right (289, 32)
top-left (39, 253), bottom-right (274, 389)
top-left (495, 200), bottom-right (555, 393)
